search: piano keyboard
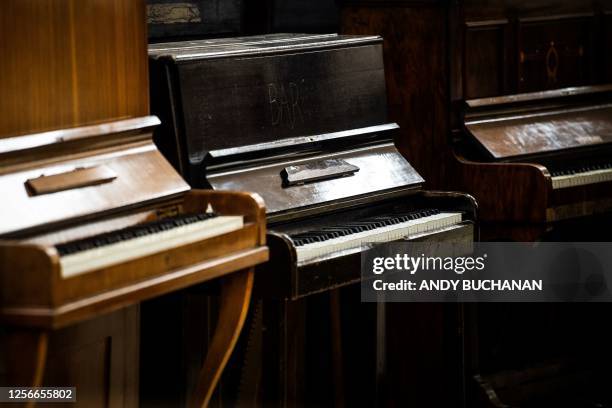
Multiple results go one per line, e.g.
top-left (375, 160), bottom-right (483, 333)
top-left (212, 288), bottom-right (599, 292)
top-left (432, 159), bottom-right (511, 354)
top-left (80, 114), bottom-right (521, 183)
top-left (291, 209), bottom-right (463, 263)
top-left (551, 163), bottom-right (612, 189)
top-left (57, 213), bottom-right (244, 278)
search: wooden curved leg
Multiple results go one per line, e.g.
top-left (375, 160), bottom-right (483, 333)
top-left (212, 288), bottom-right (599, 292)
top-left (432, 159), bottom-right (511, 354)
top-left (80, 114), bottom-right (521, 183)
top-left (4, 330), bottom-right (48, 408)
top-left (189, 268), bottom-right (254, 408)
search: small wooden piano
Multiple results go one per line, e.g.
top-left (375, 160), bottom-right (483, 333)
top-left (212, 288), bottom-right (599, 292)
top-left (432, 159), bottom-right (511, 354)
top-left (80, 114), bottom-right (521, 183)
top-left (0, 1), bottom-right (268, 407)
top-left (149, 33), bottom-right (477, 406)
top-left (456, 85), bottom-right (612, 225)
top-left (0, 116), bottom-right (268, 407)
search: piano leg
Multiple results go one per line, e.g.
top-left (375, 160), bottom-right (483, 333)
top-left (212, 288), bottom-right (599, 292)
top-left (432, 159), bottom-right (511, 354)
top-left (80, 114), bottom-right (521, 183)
top-left (330, 289), bottom-right (345, 408)
top-left (189, 268), bottom-right (254, 408)
top-left (4, 330), bottom-right (48, 408)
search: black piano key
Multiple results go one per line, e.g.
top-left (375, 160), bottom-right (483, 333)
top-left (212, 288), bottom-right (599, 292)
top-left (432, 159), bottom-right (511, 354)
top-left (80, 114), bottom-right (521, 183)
top-left (550, 161), bottom-right (612, 177)
top-left (290, 208), bottom-right (441, 247)
top-left (55, 212), bottom-right (218, 256)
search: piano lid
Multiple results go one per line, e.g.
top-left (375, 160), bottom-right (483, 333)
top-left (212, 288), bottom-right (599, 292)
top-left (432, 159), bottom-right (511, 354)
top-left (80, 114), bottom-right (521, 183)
top-left (207, 143), bottom-right (424, 221)
top-left (0, 117), bottom-right (189, 237)
top-left (148, 33), bottom-right (382, 61)
top-left (464, 85), bottom-right (612, 159)
top-left (149, 33), bottom-right (388, 175)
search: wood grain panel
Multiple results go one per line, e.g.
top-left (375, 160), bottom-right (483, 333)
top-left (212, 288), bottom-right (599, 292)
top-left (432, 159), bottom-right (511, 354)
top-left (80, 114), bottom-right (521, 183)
top-left (0, 0), bottom-right (149, 138)
top-left (606, 14), bottom-right (612, 81)
top-left (465, 24), bottom-right (507, 98)
top-left (0, 306), bottom-right (139, 407)
top-left (340, 5), bottom-right (451, 187)
top-left (518, 16), bottom-right (593, 92)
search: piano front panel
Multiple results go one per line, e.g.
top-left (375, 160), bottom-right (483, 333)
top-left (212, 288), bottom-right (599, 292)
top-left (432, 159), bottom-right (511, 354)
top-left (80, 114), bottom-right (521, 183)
top-left (518, 16), bottom-right (593, 92)
top-left (175, 41), bottom-right (387, 158)
top-left (460, 2), bottom-right (609, 100)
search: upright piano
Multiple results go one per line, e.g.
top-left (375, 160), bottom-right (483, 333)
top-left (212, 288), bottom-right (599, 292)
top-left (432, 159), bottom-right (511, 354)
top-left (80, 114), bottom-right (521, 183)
top-left (447, 2), bottom-right (612, 407)
top-left (149, 33), bottom-right (477, 406)
top-left (0, 2), bottom-right (268, 407)
top-left (447, 0), bottom-right (612, 240)
top-left (456, 85), bottom-right (612, 227)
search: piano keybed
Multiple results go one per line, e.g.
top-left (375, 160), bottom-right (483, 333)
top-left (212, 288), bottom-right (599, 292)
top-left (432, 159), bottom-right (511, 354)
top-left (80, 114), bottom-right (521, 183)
top-left (291, 209), bottom-right (463, 263)
top-left (550, 162), bottom-right (612, 190)
top-left (56, 212), bottom-right (244, 278)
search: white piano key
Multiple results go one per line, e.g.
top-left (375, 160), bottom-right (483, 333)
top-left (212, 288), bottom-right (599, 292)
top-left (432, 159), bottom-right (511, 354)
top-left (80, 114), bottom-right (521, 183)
top-left (551, 168), bottom-right (612, 189)
top-left (295, 212), bottom-right (462, 263)
top-left (60, 215), bottom-right (244, 278)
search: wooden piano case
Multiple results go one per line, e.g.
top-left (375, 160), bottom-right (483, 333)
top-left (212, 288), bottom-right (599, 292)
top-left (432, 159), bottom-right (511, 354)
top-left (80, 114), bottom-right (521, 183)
top-left (0, 117), bottom-right (268, 406)
top-left (149, 33), bottom-right (477, 407)
top-left (0, 2), bottom-right (268, 407)
top-left (455, 85), bottom-right (612, 226)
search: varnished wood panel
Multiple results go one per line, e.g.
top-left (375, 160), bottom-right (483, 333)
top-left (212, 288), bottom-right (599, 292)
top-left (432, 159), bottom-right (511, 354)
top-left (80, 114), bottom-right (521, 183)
top-left (465, 24), bottom-right (507, 98)
top-left (340, 5), bottom-right (451, 187)
top-left (518, 17), bottom-right (593, 92)
top-left (0, 0), bottom-right (149, 138)
top-left (462, 0), bottom-right (610, 21)
top-left (1, 306), bottom-right (139, 407)
top-left (454, 151), bottom-right (550, 222)
top-left (465, 105), bottom-right (612, 159)
top-left (606, 14), bottom-right (612, 81)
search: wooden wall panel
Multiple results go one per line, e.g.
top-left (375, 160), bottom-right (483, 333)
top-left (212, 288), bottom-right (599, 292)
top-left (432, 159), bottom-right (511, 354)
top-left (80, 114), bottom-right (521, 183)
top-left (0, 0), bottom-right (149, 139)
top-left (341, 5), bottom-right (451, 187)
top-left (464, 24), bottom-right (508, 98)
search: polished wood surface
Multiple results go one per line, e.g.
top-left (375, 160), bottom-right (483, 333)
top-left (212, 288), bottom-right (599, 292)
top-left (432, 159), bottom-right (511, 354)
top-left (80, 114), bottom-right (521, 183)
top-left (466, 105), bottom-right (612, 159)
top-left (2, 306), bottom-right (140, 408)
top-left (149, 34), bottom-right (388, 184)
top-left (0, 118), bottom-right (188, 237)
top-left (0, 184), bottom-right (267, 330)
top-left (149, 32), bottom-right (478, 407)
top-left (0, 0), bottom-right (149, 139)
top-left (0, 4), bottom-right (270, 407)
top-left (190, 269), bottom-right (254, 408)
top-left (340, 3), bottom-right (451, 187)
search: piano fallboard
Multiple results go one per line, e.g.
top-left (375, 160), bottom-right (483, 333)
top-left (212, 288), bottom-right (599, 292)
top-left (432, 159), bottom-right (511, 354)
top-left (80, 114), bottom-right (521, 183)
top-left (466, 104), bottom-right (612, 160)
top-left (207, 143), bottom-right (424, 221)
top-left (456, 85), bottom-right (612, 222)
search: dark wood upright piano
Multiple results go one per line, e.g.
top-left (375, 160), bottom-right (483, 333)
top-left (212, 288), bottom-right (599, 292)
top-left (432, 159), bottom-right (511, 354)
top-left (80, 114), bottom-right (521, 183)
top-left (340, 1), bottom-right (612, 407)
top-left (0, 2), bottom-right (268, 407)
top-left (148, 33), bottom-right (477, 406)
top-left (449, 0), bottom-right (612, 240)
